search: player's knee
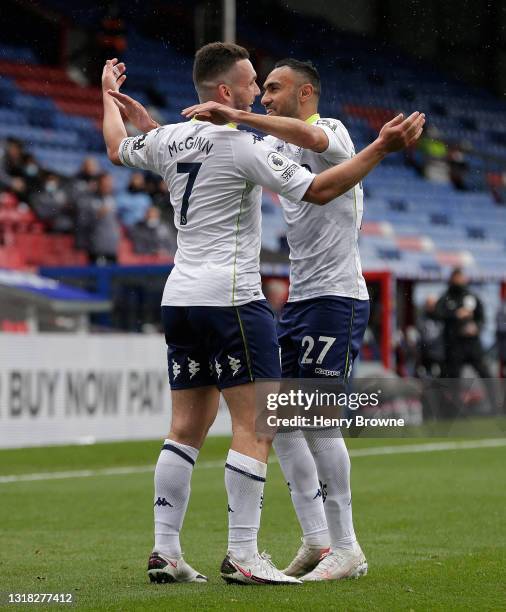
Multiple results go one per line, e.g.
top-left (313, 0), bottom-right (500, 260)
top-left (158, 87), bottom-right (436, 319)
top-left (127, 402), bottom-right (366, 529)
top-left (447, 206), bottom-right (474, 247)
top-left (169, 427), bottom-right (206, 449)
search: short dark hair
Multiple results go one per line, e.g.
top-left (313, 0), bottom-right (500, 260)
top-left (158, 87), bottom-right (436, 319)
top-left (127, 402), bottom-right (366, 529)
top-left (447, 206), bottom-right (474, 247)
top-left (193, 42), bottom-right (250, 95)
top-left (274, 58), bottom-right (321, 97)
top-left (450, 267), bottom-right (464, 281)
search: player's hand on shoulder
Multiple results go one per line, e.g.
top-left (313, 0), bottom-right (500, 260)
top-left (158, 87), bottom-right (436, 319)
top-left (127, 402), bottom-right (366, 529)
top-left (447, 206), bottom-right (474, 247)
top-left (101, 58), bottom-right (126, 93)
top-left (377, 111), bottom-right (425, 153)
top-left (181, 101), bottom-right (238, 126)
top-left (107, 90), bottom-right (159, 133)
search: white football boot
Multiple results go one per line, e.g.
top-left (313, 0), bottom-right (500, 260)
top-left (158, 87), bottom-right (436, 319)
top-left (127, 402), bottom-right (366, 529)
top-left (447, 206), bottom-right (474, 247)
top-left (282, 539), bottom-right (330, 577)
top-left (221, 551), bottom-right (302, 585)
top-left (301, 542), bottom-right (368, 581)
top-left (148, 551), bottom-right (208, 583)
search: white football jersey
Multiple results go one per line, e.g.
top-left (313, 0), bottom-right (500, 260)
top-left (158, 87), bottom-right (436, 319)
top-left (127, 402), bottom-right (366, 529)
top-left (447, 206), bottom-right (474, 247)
top-left (267, 114), bottom-right (369, 302)
top-left (119, 122), bottom-right (315, 306)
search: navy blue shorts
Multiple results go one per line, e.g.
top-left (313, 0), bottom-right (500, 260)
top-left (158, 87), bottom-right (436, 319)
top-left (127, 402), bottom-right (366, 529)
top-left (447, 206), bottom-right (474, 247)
top-left (277, 296), bottom-right (370, 380)
top-left (162, 300), bottom-right (281, 390)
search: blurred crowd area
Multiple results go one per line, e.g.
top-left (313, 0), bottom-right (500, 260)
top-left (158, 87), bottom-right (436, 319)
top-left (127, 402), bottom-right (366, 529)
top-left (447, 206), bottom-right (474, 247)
top-left (407, 127), bottom-right (506, 204)
top-left (0, 137), bottom-right (176, 265)
top-left (394, 269), bottom-right (506, 385)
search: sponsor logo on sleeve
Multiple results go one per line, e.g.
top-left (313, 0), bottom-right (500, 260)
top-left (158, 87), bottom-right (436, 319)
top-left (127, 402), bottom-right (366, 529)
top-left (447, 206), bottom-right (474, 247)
top-left (281, 163), bottom-right (299, 181)
top-left (267, 151), bottom-right (290, 172)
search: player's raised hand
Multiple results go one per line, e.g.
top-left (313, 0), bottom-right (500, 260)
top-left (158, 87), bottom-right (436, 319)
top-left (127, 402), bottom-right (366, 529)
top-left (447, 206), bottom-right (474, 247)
top-left (181, 101), bottom-right (239, 125)
top-left (107, 90), bottom-right (160, 133)
top-left (377, 111), bottom-right (425, 153)
top-left (101, 58), bottom-right (126, 93)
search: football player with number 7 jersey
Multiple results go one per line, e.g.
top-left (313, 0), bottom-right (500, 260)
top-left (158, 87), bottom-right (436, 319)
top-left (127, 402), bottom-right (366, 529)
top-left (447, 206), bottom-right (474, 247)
top-left (103, 45), bottom-right (425, 586)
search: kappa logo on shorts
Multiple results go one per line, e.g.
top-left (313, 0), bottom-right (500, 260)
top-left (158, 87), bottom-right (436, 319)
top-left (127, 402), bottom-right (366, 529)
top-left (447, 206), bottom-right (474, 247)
top-left (172, 360), bottom-right (181, 380)
top-left (215, 359), bottom-right (222, 379)
top-left (228, 355), bottom-right (241, 376)
top-left (188, 358), bottom-right (200, 379)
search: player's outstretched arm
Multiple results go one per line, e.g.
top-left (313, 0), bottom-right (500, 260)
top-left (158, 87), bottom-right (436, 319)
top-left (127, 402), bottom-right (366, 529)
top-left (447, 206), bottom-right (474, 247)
top-left (102, 59), bottom-right (128, 165)
top-left (181, 102), bottom-right (328, 151)
top-left (304, 112), bottom-right (425, 205)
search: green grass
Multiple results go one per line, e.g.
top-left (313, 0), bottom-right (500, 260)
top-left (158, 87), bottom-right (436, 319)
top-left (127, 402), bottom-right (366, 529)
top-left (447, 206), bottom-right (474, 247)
top-left (1, 431), bottom-right (505, 611)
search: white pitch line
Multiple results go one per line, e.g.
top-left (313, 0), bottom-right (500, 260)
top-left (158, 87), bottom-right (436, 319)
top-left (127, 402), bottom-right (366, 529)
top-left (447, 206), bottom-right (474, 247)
top-left (0, 438), bottom-right (505, 485)
top-left (348, 437), bottom-right (506, 457)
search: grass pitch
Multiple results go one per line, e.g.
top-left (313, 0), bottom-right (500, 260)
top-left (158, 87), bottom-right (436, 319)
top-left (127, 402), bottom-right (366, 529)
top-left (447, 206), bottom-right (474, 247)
top-left (1, 428), bottom-right (505, 611)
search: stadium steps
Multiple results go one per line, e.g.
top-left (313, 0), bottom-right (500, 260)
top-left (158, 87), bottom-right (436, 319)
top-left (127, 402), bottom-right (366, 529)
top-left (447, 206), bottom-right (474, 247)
top-left (0, 59), bottom-right (103, 122)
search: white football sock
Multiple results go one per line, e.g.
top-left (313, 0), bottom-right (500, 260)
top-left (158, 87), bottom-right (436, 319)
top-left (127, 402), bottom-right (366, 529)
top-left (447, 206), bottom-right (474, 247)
top-left (303, 430), bottom-right (357, 551)
top-left (225, 449), bottom-right (267, 562)
top-left (273, 431), bottom-right (329, 547)
top-left (153, 439), bottom-right (199, 558)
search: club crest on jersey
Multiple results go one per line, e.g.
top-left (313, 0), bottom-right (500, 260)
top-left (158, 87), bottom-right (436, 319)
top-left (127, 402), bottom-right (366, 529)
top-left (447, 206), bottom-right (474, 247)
top-left (228, 355), bottom-right (241, 376)
top-left (267, 152), bottom-right (290, 172)
top-left (188, 358), bottom-right (200, 379)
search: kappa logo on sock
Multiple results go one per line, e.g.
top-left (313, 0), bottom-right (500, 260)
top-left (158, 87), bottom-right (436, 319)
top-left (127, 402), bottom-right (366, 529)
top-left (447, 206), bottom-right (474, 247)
top-left (172, 360), bottom-right (181, 380)
top-left (188, 358), bottom-right (200, 379)
top-left (260, 494), bottom-right (264, 509)
top-left (154, 497), bottom-right (173, 507)
top-left (313, 481), bottom-right (328, 503)
top-left (227, 504), bottom-right (234, 513)
top-left (287, 481), bottom-right (292, 492)
top-left (320, 480), bottom-right (328, 503)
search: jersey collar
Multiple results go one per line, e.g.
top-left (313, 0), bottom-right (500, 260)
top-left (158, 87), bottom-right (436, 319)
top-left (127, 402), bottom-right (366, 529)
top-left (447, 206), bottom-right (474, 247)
top-left (305, 113), bottom-right (320, 125)
top-left (190, 116), bottom-right (237, 129)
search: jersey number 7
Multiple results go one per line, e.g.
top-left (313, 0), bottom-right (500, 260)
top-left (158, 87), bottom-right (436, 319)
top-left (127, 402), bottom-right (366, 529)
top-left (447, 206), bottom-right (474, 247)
top-left (177, 162), bottom-right (202, 225)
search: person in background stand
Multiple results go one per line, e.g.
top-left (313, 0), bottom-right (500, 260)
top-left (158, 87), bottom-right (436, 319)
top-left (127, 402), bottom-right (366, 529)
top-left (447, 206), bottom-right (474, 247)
top-left (416, 295), bottom-right (444, 378)
top-left (435, 268), bottom-right (496, 413)
top-left (76, 172), bottom-right (120, 265)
